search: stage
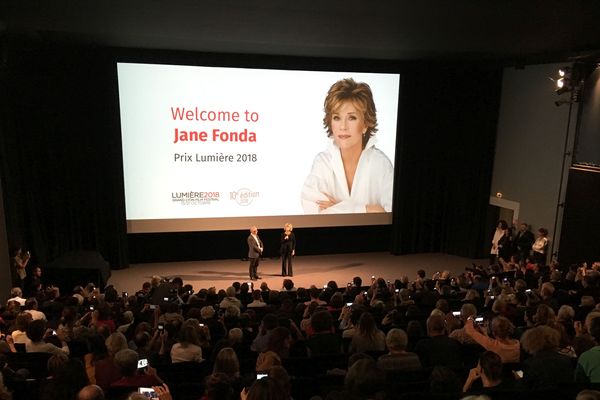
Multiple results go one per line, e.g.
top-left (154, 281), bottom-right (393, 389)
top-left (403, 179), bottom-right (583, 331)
top-left (107, 252), bottom-right (486, 294)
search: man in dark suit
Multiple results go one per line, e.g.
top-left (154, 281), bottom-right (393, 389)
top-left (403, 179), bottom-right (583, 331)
top-left (248, 226), bottom-right (263, 280)
top-left (513, 222), bottom-right (534, 262)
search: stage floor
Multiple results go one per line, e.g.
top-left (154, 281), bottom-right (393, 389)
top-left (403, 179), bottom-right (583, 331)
top-left (107, 252), bottom-right (486, 294)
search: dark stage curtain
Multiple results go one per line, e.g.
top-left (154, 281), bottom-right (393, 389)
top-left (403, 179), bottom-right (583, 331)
top-left (0, 41), bottom-right (128, 268)
top-left (1, 39), bottom-right (501, 269)
top-left (391, 64), bottom-right (502, 258)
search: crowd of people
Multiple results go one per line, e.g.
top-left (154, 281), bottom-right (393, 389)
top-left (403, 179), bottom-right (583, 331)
top-left (1, 247), bottom-right (600, 400)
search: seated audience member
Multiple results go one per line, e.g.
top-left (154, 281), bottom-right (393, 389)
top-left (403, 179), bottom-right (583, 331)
top-left (577, 390), bottom-right (600, 400)
top-left (325, 358), bottom-right (383, 400)
top-left (94, 332), bottom-right (128, 390)
top-left (90, 304), bottom-right (116, 333)
top-left (430, 366), bottom-right (462, 396)
top-left (77, 384), bottom-right (105, 400)
top-left (305, 310), bottom-right (342, 356)
top-left (268, 366), bottom-right (291, 400)
top-left (576, 316), bottom-right (600, 383)
top-left (377, 328), bottom-right (421, 372)
top-left (255, 351), bottom-right (282, 374)
top-left (462, 351), bottom-right (514, 395)
top-left (464, 316), bottom-right (520, 363)
top-left (170, 322), bottom-right (203, 363)
top-left (264, 327), bottom-right (291, 360)
top-left (26, 319), bottom-right (69, 355)
top-left (241, 376), bottom-right (286, 400)
top-left (415, 315), bottom-right (462, 369)
top-left (43, 357), bottom-right (90, 400)
top-left (110, 349), bottom-right (163, 388)
top-left (251, 314), bottom-right (278, 353)
top-left (246, 290), bottom-right (267, 308)
top-left (6, 287), bottom-right (26, 306)
top-left (203, 372), bottom-right (236, 400)
top-left (10, 312), bottom-right (32, 347)
top-left (519, 325), bottom-right (574, 389)
top-left (208, 347), bottom-right (244, 395)
top-left (200, 306), bottom-right (226, 345)
top-left (349, 311), bottom-right (385, 354)
top-left (158, 303), bottom-right (184, 328)
top-left (24, 297), bottom-right (46, 321)
top-left (575, 311), bottom-right (600, 357)
top-left (220, 287), bottom-right (242, 310)
top-left (449, 303), bottom-right (479, 345)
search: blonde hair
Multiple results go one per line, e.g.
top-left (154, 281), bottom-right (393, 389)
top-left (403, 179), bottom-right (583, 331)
top-left (323, 78), bottom-right (378, 146)
top-left (284, 223), bottom-right (293, 233)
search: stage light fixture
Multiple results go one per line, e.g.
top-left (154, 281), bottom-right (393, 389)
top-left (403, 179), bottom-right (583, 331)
top-left (555, 66), bottom-right (572, 95)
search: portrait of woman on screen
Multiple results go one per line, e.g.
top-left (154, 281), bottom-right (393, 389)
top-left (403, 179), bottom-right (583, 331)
top-left (301, 78), bottom-right (394, 214)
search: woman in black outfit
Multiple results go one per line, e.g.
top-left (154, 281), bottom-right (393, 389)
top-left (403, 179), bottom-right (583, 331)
top-left (280, 223), bottom-right (296, 277)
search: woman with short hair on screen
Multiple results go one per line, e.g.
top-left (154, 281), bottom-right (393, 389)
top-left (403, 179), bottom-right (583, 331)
top-left (301, 78), bottom-right (394, 214)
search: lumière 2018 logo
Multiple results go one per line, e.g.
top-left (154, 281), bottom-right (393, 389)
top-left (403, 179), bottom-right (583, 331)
top-left (230, 188), bottom-right (259, 206)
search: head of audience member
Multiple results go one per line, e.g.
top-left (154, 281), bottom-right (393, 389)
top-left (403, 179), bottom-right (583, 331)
top-left (150, 276), bottom-right (161, 288)
top-left (267, 327), bottom-right (291, 357)
top-left (430, 366), bottom-right (461, 395)
top-left (344, 358), bottom-right (383, 399)
top-left (329, 292), bottom-right (344, 309)
top-left (204, 373), bottom-right (235, 400)
top-left (105, 332), bottom-right (128, 357)
top-left (268, 366), bottom-right (291, 400)
top-left (426, 315), bottom-right (446, 337)
top-left (385, 328), bottom-right (409, 353)
top-left (25, 297), bottom-right (39, 311)
top-left (113, 349), bottom-right (139, 377)
top-left (26, 319), bottom-right (47, 343)
top-left (577, 390), bottom-right (600, 400)
top-left (200, 306), bottom-right (216, 320)
top-left (48, 352), bottom-right (69, 377)
top-left (557, 305), bottom-right (575, 323)
top-left (435, 299), bottom-right (450, 314)
top-left (460, 303), bottom-right (478, 322)
top-left (282, 279), bottom-right (294, 291)
top-left (15, 312), bottom-right (32, 332)
top-left (534, 304), bottom-right (557, 327)
top-left (225, 286), bottom-right (236, 299)
top-left (310, 310), bottom-right (333, 334)
top-left (464, 289), bottom-right (480, 302)
top-left (246, 376), bottom-right (286, 400)
top-left (77, 385), bottom-right (105, 400)
top-left (521, 325), bottom-right (561, 355)
top-left (213, 347), bottom-right (240, 378)
top-left (490, 316), bottom-right (515, 341)
top-left (227, 328), bottom-right (243, 344)
top-left (478, 351), bottom-right (503, 387)
top-left (352, 276), bottom-right (362, 287)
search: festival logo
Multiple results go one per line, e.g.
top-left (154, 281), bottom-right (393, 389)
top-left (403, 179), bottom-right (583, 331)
top-left (230, 188), bottom-right (259, 206)
top-left (171, 191), bottom-right (220, 206)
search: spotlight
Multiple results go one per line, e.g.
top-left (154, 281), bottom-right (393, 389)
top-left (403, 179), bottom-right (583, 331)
top-left (555, 66), bottom-right (572, 95)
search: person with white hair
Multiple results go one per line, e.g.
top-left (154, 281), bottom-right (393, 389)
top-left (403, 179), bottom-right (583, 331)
top-left (219, 287), bottom-right (242, 310)
top-left (377, 328), bottom-right (421, 372)
top-left (7, 287), bottom-right (26, 306)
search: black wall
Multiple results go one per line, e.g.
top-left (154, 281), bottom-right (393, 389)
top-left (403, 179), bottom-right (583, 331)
top-left (1, 39), bottom-right (502, 269)
top-left (558, 167), bottom-right (600, 267)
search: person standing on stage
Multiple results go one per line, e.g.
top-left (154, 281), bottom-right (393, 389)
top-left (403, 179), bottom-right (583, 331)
top-left (512, 222), bottom-right (534, 263)
top-left (248, 226), bottom-right (263, 280)
top-left (280, 223), bottom-right (296, 277)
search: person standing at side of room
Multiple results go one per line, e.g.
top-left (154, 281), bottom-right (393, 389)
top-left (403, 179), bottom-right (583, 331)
top-left (490, 220), bottom-right (508, 266)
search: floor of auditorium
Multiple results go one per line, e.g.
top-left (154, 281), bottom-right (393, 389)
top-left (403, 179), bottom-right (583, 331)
top-left (107, 252), bottom-right (486, 294)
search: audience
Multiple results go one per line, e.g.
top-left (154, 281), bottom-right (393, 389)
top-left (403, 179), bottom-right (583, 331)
top-left (1, 257), bottom-right (599, 400)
